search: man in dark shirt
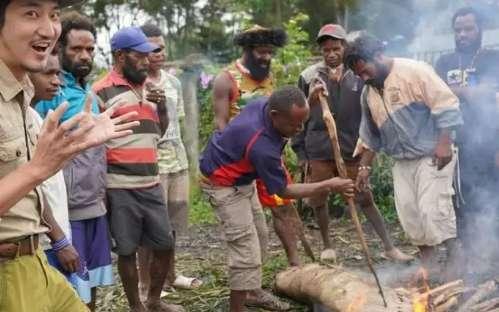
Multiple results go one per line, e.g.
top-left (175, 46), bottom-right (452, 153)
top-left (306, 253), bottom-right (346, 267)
top-left (200, 86), bottom-right (354, 312)
top-left (292, 24), bottom-right (412, 262)
top-left (435, 7), bottom-right (499, 262)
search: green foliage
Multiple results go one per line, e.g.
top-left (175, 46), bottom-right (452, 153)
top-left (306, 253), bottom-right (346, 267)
top-left (273, 13), bottom-right (313, 87)
top-left (189, 185), bottom-right (217, 225)
top-left (370, 154), bottom-right (397, 222)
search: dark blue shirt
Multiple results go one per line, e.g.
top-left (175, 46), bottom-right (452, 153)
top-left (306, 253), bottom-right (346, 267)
top-left (200, 98), bottom-right (288, 195)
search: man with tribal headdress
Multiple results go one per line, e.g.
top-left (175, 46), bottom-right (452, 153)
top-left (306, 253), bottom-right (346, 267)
top-left (212, 25), bottom-right (301, 269)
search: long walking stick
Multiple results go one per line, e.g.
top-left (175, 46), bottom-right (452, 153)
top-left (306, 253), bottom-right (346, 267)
top-left (318, 93), bottom-right (387, 307)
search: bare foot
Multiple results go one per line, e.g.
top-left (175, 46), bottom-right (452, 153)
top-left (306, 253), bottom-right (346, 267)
top-left (131, 303), bottom-right (147, 312)
top-left (145, 300), bottom-right (185, 312)
top-left (382, 248), bottom-right (414, 262)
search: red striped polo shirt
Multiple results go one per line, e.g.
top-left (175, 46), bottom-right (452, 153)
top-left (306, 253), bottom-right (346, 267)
top-left (93, 69), bottom-right (161, 189)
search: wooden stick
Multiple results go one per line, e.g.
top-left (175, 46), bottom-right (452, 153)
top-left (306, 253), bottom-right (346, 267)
top-left (434, 295), bottom-right (459, 312)
top-left (470, 297), bottom-right (499, 312)
top-left (418, 279), bottom-right (464, 300)
top-left (318, 93), bottom-right (387, 307)
top-left (291, 203), bottom-right (316, 261)
top-left (457, 280), bottom-right (498, 312)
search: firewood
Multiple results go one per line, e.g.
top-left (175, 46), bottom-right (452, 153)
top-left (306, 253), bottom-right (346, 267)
top-left (418, 280), bottom-right (464, 300)
top-left (432, 283), bottom-right (465, 306)
top-left (470, 297), bottom-right (499, 312)
top-left (457, 280), bottom-right (498, 312)
top-left (434, 295), bottom-right (459, 312)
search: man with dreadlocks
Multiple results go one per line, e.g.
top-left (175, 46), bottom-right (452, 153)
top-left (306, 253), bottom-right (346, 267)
top-left (212, 26), bottom-right (302, 269)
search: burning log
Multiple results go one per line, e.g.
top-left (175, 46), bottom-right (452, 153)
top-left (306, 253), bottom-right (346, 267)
top-left (458, 280), bottom-right (498, 312)
top-left (275, 264), bottom-right (412, 312)
top-left (417, 279), bottom-right (464, 302)
top-left (470, 297), bottom-right (499, 312)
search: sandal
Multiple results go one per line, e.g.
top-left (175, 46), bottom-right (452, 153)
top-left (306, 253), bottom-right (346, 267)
top-left (172, 275), bottom-right (203, 290)
top-left (245, 289), bottom-right (291, 311)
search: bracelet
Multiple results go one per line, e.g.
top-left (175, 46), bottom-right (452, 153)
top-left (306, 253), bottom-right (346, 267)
top-left (51, 236), bottom-right (70, 252)
top-left (358, 165), bottom-right (372, 172)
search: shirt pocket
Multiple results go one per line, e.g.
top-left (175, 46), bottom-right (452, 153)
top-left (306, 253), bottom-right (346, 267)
top-left (0, 136), bottom-right (27, 163)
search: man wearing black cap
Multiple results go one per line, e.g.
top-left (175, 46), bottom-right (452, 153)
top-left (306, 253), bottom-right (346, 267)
top-left (0, 1), bottom-right (139, 312)
top-left (292, 24), bottom-right (413, 263)
top-left (93, 27), bottom-right (183, 312)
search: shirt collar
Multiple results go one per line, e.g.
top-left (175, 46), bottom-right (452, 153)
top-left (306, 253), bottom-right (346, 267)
top-left (62, 70), bottom-right (90, 91)
top-left (0, 59), bottom-right (33, 103)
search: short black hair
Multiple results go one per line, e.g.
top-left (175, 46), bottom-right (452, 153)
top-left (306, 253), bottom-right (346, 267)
top-left (452, 6), bottom-right (483, 30)
top-left (268, 86), bottom-right (306, 113)
top-left (344, 34), bottom-right (384, 70)
top-left (0, 0), bottom-right (11, 29)
top-left (141, 23), bottom-right (163, 38)
top-left (59, 11), bottom-right (96, 48)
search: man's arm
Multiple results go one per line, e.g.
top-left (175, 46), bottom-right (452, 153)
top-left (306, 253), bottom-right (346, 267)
top-left (212, 72), bottom-right (232, 130)
top-left (279, 178), bottom-right (354, 199)
top-left (43, 202), bottom-right (80, 272)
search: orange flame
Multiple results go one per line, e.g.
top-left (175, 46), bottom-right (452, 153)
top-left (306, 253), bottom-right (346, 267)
top-left (347, 293), bottom-right (366, 312)
top-left (411, 267), bottom-right (430, 312)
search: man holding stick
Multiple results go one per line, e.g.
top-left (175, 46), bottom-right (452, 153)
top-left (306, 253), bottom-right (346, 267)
top-left (345, 34), bottom-right (463, 277)
top-left (200, 86), bottom-right (354, 312)
top-left (292, 24), bottom-right (412, 262)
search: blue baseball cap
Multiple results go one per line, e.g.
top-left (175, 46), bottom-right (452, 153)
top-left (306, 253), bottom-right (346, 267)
top-left (111, 27), bottom-right (159, 53)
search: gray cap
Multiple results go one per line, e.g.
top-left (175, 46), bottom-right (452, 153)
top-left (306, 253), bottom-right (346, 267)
top-left (316, 24), bottom-right (347, 42)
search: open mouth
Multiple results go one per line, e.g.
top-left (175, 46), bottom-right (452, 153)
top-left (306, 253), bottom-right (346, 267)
top-left (31, 42), bottom-right (51, 54)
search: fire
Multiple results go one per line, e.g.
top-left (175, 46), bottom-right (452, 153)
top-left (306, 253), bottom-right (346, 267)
top-left (411, 267), bottom-right (430, 312)
top-left (346, 293), bottom-right (366, 312)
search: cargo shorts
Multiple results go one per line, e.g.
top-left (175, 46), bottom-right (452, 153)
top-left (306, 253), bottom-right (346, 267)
top-left (201, 181), bottom-right (266, 291)
top-left (392, 153), bottom-right (457, 246)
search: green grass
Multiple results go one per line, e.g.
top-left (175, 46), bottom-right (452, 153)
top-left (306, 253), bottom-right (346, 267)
top-left (189, 185), bottom-right (217, 225)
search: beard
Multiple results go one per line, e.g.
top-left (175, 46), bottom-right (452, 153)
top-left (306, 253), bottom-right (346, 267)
top-left (366, 62), bottom-right (390, 90)
top-left (245, 50), bottom-right (271, 81)
top-left (62, 53), bottom-right (92, 79)
top-left (456, 34), bottom-right (482, 54)
top-left (123, 56), bottom-right (147, 85)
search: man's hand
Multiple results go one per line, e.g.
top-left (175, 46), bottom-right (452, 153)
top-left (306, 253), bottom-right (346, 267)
top-left (56, 244), bottom-right (80, 273)
top-left (307, 76), bottom-right (328, 104)
top-left (355, 168), bottom-right (370, 192)
top-left (323, 177), bottom-right (354, 198)
top-left (433, 138), bottom-right (452, 170)
top-left (145, 85), bottom-right (167, 107)
top-left (31, 97), bottom-right (139, 180)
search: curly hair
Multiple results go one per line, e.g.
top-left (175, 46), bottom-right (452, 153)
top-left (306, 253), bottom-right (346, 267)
top-left (59, 11), bottom-right (96, 48)
top-left (344, 34), bottom-right (385, 70)
top-left (141, 22), bottom-right (163, 38)
top-left (452, 6), bottom-right (483, 30)
top-left (234, 27), bottom-right (287, 48)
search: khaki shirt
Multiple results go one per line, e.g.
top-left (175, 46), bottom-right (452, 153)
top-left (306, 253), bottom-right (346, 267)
top-left (0, 60), bottom-right (48, 242)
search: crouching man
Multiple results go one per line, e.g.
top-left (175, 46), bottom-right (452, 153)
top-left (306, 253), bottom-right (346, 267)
top-left (199, 86), bottom-right (354, 312)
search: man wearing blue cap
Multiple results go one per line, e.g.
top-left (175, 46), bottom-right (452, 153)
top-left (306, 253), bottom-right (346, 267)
top-left (0, 1), bottom-right (139, 312)
top-left (93, 27), bottom-right (182, 312)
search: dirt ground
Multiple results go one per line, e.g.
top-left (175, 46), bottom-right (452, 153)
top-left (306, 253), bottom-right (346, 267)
top-left (95, 215), bottom-right (418, 312)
